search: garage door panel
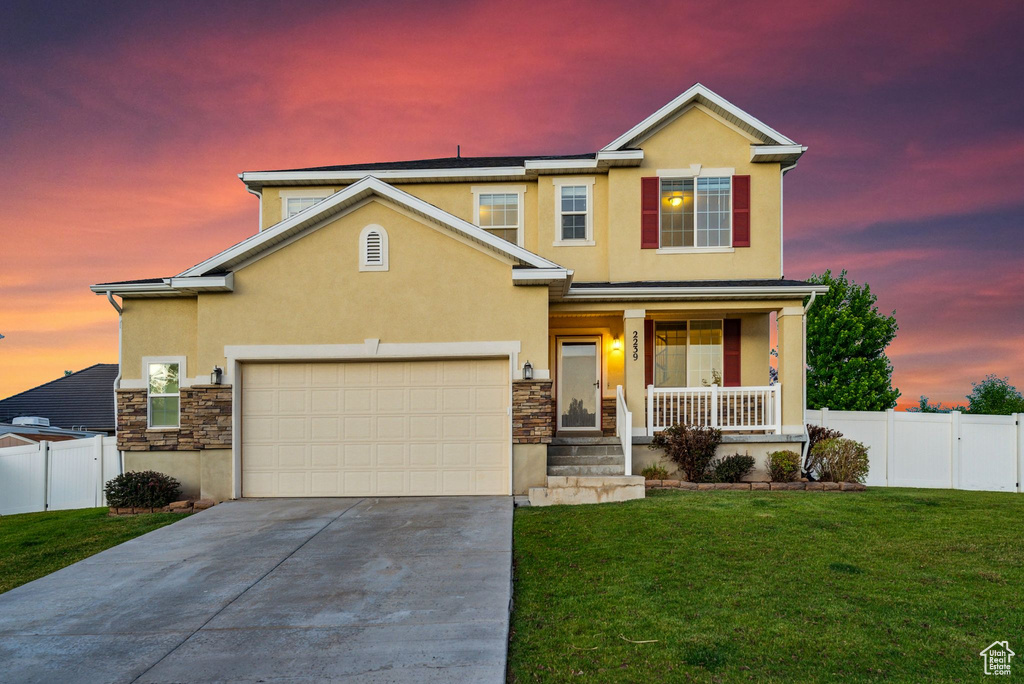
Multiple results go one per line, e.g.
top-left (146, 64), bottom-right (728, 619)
top-left (242, 360), bottom-right (509, 497)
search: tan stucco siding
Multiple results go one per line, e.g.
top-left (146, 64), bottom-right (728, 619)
top-left (195, 199), bottom-right (549, 373)
top-left (606, 105), bottom-right (782, 281)
top-left (121, 298), bottom-right (198, 381)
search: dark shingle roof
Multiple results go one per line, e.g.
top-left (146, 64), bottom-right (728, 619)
top-left (570, 279), bottom-right (820, 288)
top-left (262, 153), bottom-right (598, 174)
top-left (0, 364), bottom-right (118, 432)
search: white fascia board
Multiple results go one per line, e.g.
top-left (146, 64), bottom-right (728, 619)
top-left (511, 268), bottom-right (571, 284)
top-left (561, 284), bottom-right (830, 301)
top-left (595, 149), bottom-right (645, 164)
top-left (179, 176), bottom-right (563, 277)
top-left (89, 274), bottom-right (235, 297)
top-left (750, 144), bottom-right (807, 162)
top-left (89, 281), bottom-right (173, 296)
top-left (239, 166), bottom-right (528, 185)
top-left (602, 83), bottom-right (798, 151)
top-left (523, 159), bottom-right (598, 171)
top-left (167, 273), bottom-right (234, 291)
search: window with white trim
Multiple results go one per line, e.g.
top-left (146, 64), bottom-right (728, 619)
top-left (559, 185), bottom-right (587, 240)
top-left (359, 224), bottom-right (388, 271)
top-left (653, 320), bottom-right (723, 387)
top-left (477, 193), bottom-right (520, 244)
top-left (660, 177), bottom-right (731, 247)
top-left (147, 362), bottom-right (180, 428)
top-left (285, 196), bottom-right (327, 218)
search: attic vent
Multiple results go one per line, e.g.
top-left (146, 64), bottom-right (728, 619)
top-left (359, 224), bottom-right (389, 272)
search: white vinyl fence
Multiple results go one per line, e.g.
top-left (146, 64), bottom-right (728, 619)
top-left (806, 409), bottom-right (1024, 493)
top-left (0, 436), bottom-right (122, 515)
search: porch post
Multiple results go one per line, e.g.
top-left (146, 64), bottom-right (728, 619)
top-left (776, 306), bottom-right (805, 434)
top-left (622, 309), bottom-right (647, 436)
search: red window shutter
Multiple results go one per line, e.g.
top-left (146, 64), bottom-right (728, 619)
top-left (644, 319), bottom-right (655, 386)
top-left (732, 175), bottom-right (750, 247)
top-left (723, 319), bottom-right (741, 387)
top-left (641, 177), bottom-right (660, 249)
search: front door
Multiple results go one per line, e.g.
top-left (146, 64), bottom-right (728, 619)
top-left (557, 337), bottom-right (601, 432)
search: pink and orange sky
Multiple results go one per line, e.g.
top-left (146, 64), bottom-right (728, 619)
top-left (1, 0), bottom-right (1022, 408)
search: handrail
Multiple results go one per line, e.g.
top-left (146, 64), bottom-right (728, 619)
top-left (647, 384), bottom-right (782, 435)
top-left (615, 385), bottom-right (632, 476)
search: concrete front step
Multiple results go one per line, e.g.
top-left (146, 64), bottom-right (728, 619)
top-left (548, 444), bottom-right (624, 456)
top-left (548, 453), bottom-right (625, 466)
top-left (550, 436), bottom-right (621, 446)
top-left (528, 475), bottom-right (646, 506)
top-left (547, 464), bottom-right (625, 477)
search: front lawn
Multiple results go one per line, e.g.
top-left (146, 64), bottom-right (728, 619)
top-left (510, 489), bottom-right (1024, 682)
top-left (0, 507), bottom-right (188, 594)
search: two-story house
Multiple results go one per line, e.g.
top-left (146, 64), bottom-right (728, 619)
top-left (92, 84), bottom-right (826, 503)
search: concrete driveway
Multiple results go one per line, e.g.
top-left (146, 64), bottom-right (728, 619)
top-left (0, 497), bottom-right (513, 683)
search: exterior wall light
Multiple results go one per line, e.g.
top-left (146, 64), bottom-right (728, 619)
top-left (522, 360), bottom-right (533, 380)
top-left (612, 338), bottom-right (622, 352)
top-left (210, 366), bottom-right (223, 385)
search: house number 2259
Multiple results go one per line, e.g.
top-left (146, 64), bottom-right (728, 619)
top-left (632, 330), bottom-right (639, 361)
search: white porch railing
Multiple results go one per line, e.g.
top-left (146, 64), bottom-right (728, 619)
top-left (615, 385), bottom-right (632, 475)
top-left (647, 384), bottom-right (782, 435)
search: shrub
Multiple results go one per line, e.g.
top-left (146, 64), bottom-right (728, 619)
top-left (105, 470), bottom-right (181, 508)
top-left (710, 454), bottom-right (755, 483)
top-left (804, 424), bottom-right (843, 478)
top-left (640, 464), bottom-right (670, 481)
top-left (767, 450), bottom-right (801, 482)
top-left (650, 423), bottom-right (722, 483)
top-left (811, 438), bottom-right (870, 483)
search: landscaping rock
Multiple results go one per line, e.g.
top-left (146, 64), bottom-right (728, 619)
top-left (716, 483), bottom-right (751, 490)
top-left (678, 481), bottom-right (698, 490)
top-left (697, 483), bottom-right (716, 490)
top-left (840, 482), bottom-right (867, 491)
top-left (822, 482), bottom-right (840, 491)
top-left (770, 482), bottom-right (805, 491)
top-left (193, 499), bottom-right (216, 510)
top-left (662, 479), bottom-right (680, 488)
top-left (169, 500), bottom-right (193, 510)
top-left (751, 483), bottom-right (770, 491)
top-left (806, 482), bottom-right (824, 491)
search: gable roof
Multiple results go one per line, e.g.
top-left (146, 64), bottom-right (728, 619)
top-left (0, 364), bottom-right (117, 432)
top-left (178, 175), bottom-right (568, 278)
top-left (601, 83), bottom-right (801, 152)
top-left (260, 153), bottom-right (598, 173)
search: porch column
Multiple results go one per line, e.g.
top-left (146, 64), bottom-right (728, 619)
top-left (623, 309), bottom-right (646, 435)
top-left (776, 306), bottom-right (805, 434)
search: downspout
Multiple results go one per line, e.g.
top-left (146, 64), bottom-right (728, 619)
top-left (800, 290), bottom-right (818, 469)
top-left (244, 181), bottom-right (264, 231)
top-left (105, 291), bottom-right (124, 474)
top-left (780, 162), bottom-right (798, 279)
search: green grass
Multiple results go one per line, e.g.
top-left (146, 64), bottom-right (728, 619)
top-left (0, 507), bottom-right (188, 594)
top-left (510, 489), bottom-right (1024, 682)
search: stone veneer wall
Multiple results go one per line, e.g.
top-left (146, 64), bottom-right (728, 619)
top-left (512, 380), bottom-right (554, 444)
top-left (601, 397), bottom-right (616, 436)
top-left (117, 385), bottom-right (232, 451)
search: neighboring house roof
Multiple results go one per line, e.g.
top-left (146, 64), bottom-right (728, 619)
top-left (0, 364), bottom-right (117, 432)
top-left (0, 427), bottom-right (97, 443)
top-left (261, 153), bottom-right (599, 173)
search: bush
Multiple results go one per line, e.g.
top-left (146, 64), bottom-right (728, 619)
top-left (650, 423), bottom-right (723, 483)
top-left (767, 450), bottom-right (801, 482)
top-left (811, 438), bottom-right (870, 483)
top-left (104, 470), bottom-right (181, 508)
top-left (804, 424), bottom-right (843, 478)
top-left (640, 464), bottom-right (670, 481)
top-left (710, 454), bottom-right (755, 483)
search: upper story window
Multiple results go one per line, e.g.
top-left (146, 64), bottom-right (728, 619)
top-left (472, 185), bottom-right (525, 246)
top-left (359, 224), bottom-right (389, 271)
top-left (285, 196), bottom-right (327, 218)
top-left (552, 177), bottom-right (595, 246)
top-left (653, 320), bottom-right (723, 387)
top-left (279, 188), bottom-right (333, 221)
top-left (660, 177), bottom-right (731, 248)
top-left (147, 362), bottom-right (180, 428)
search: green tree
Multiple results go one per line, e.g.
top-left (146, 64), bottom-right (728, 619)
top-left (965, 375), bottom-right (1024, 415)
top-left (804, 270), bottom-right (900, 410)
top-left (908, 396), bottom-right (963, 413)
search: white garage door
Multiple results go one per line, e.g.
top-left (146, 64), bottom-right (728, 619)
top-left (241, 359), bottom-right (510, 497)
